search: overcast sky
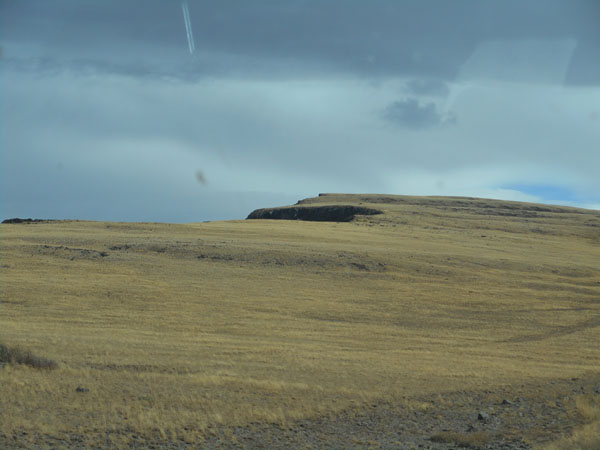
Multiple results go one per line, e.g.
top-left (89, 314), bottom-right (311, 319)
top-left (1, 0), bottom-right (599, 222)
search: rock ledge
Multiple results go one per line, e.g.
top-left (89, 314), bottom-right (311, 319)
top-left (246, 205), bottom-right (383, 222)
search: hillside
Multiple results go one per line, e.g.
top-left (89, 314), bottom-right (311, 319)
top-left (1, 194), bottom-right (599, 448)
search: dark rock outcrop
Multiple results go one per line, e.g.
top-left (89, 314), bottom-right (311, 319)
top-left (2, 218), bottom-right (53, 224)
top-left (246, 205), bottom-right (383, 222)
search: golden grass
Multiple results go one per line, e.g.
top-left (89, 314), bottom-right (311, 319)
top-left (1, 194), bottom-right (599, 446)
top-left (538, 395), bottom-right (600, 450)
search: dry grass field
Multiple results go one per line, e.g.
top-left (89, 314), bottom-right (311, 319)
top-left (1, 194), bottom-right (599, 448)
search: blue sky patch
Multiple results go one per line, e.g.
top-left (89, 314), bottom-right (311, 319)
top-left (504, 184), bottom-right (579, 202)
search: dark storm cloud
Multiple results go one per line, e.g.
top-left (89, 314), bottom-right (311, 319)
top-left (382, 98), bottom-right (456, 129)
top-left (1, 0), bottom-right (598, 83)
top-left (1, 0), bottom-right (599, 222)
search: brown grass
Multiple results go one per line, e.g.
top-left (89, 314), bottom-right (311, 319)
top-left (538, 395), bottom-right (600, 450)
top-left (1, 194), bottom-right (599, 446)
top-left (430, 430), bottom-right (492, 448)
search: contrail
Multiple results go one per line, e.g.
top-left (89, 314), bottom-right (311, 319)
top-left (181, 0), bottom-right (195, 54)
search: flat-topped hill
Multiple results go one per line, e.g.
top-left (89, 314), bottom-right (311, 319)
top-left (249, 193), bottom-right (600, 239)
top-left (302, 192), bottom-right (594, 214)
top-left (1, 194), bottom-right (599, 448)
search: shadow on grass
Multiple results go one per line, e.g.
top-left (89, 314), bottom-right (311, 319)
top-left (0, 342), bottom-right (57, 370)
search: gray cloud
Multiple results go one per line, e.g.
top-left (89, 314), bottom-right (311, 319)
top-left (2, 64), bottom-right (598, 221)
top-left (1, 1), bottom-right (599, 222)
top-left (1, 0), bottom-right (598, 83)
top-left (405, 79), bottom-right (449, 97)
top-left (382, 98), bottom-right (456, 129)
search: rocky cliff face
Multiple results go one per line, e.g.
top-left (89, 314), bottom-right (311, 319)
top-left (246, 205), bottom-right (382, 222)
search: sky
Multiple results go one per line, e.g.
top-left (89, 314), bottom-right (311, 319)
top-left (1, 0), bottom-right (599, 222)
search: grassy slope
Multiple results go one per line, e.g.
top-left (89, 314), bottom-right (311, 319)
top-left (1, 194), bottom-right (599, 446)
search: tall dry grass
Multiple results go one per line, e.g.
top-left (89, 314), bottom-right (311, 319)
top-left (539, 395), bottom-right (600, 450)
top-left (1, 194), bottom-right (599, 446)
top-left (0, 342), bottom-right (57, 370)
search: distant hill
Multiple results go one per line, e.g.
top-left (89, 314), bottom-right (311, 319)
top-left (247, 194), bottom-right (600, 239)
